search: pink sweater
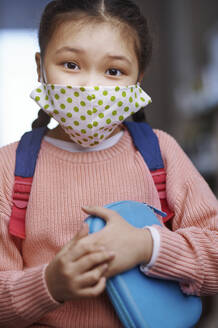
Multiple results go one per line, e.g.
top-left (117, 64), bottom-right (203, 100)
top-left (0, 128), bottom-right (217, 328)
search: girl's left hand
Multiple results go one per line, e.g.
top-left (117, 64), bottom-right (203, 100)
top-left (82, 206), bottom-right (153, 278)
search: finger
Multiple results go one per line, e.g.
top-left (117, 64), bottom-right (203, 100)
top-left (79, 276), bottom-right (107, 298)
top-left (76, 223), bottom-right (89, 240)
top-left (64, 223), bottom-right (89, 253)
top-left (77, 250), bottom-right (115, 272)
top-left (77, 263), bottom-right (109, 288)
top-left (82, 206), bottom-right (117, 223)
top-left (63, 224), bottom-right (96, 260)
top-left (66, 241), bottom-right (106, 262)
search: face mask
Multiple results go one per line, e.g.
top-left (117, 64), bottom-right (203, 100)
top-left (30, 83), bottom-right (152, 148)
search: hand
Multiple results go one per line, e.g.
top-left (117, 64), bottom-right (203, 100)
top-left (45, 224), bottom-right (115, 303)
top-left (82, 206), bottom-right (153, 278)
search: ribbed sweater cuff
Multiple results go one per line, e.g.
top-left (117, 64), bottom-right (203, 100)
top-left (9, 264), bottom-right (61, 325)
top-left (145, 225), bottom-right (203, 296)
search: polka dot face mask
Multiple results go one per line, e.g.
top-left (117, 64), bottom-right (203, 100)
top-left (30, 83), bottom-right (152, 148)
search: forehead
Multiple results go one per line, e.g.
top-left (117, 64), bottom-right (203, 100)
top-left (46, 19), bottom-right (138, 60)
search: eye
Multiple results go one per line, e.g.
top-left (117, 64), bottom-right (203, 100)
top-left (64, 62), bottom-right (80, 70)
top-left (106, 68), bottom-right (122, 77)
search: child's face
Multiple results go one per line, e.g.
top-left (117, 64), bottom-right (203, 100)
top-left (36, 20), bottom-right (142, 86)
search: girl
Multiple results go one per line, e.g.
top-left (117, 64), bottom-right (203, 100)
top-left (0, 0), bottom-right (217, 327)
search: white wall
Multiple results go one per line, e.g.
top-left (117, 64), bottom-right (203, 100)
top-left (0, 30), bottom-right (42, 147)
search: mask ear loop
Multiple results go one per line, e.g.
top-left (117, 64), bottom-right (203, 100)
top-left (40, 56), bottom-right (47, 84)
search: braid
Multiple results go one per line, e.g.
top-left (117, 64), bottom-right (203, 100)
top-left (32, 109), bottom-right (51, 129)
top-left (132, 108), bottom-right (147, 122)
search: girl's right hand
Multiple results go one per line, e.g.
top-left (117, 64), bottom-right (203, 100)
top-left (45, 224), bottom-right (115, 303)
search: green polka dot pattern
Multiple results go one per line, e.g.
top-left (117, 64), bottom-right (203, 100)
top-left (30, 83), bottom-right (151, 147)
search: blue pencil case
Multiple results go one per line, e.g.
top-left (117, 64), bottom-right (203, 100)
top-left (85, 201), bottom-right (202, 328)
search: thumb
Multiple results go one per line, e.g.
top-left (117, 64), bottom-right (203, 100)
top-left (81, 206), bottom-right (115, 224)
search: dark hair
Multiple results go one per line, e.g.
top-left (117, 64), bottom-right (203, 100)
top-left (32, 0), bottom-right (152, 128)
top-left (32, 108), bottom-right (51, 129)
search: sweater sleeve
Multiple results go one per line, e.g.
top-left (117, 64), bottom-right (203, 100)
top-left (0, 144), bottom-right (60, 328)
top-left (145, 130), bottom-right (218, 296)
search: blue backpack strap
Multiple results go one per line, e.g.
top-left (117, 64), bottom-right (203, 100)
top-left (123, 121), bottom-right (174, 223)
top-left (123, 121), bottom-right (164, 171)
top-left (9, 127), bottom-right (48, 239)
top-left (15, 127), bottom-right (48, 178)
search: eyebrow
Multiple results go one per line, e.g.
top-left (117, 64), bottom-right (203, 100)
top-left (105, 54), bottom-right (131, 65)
top-left (55, 47), bottom-right (131, 64)
top-left (55, 47), bottom-right (85, 55)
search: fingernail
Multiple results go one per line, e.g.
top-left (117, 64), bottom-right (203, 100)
top-left (109, 251), bottom-right (115, 257)
top-left (103, 264), bottom-right (108, 270)
top-left (82, 206), bottom-right (91, 211)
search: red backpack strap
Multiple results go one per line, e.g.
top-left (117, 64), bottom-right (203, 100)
top-left (151, 168), bottom-right (174, 223)
top-left (124, 122), bottom-right (175, 223)
top-left (9, 176), bottom-right (33, 239)
top-left (9, 127), bottom-right (48, 239)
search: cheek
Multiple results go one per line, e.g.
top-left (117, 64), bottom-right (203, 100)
top-left (44, 65), bottom-right (65, 84)
top-left (126, 74), bottom-right (139, 85)
top-left (132, 64), bottom-right (140, 83)
top-left (121, 72), bottom-right (139, 86)
top-left (44, 66), bottom-right (78, 85)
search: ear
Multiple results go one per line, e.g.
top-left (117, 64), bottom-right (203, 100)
top-left (35, 52), bottom-right (42, 83)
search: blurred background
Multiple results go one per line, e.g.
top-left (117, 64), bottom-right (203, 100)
top-left (0, 0), bottom-right (217, 326)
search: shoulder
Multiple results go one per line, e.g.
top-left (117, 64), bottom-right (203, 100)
top-left (154, 129), bottom-right (181, 151)
top-left (153, 129), bottom-right (185, 163)
top-left (153, 129), bottom-right (204, 183)
top-left (0, 141), bottom-right (18, 184)
top-left (0, 142), bottom-right (18, 215)
top-left (153, 129), bottom-right (188, 159)
top-left (0, 141), bottom-right (18, 172)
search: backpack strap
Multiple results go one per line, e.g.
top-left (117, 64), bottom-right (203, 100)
top-left (123, 121), bottom-right (174, 223)
top-left (9, 127), bottom-right (48, 239)
top-left (9, 122), bottom-right (173, 238)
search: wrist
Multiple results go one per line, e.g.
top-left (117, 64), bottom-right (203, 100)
top-left (137, 228), bottom-right (153, 265)
top-left (45, 263), bottom-right (64, 304)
